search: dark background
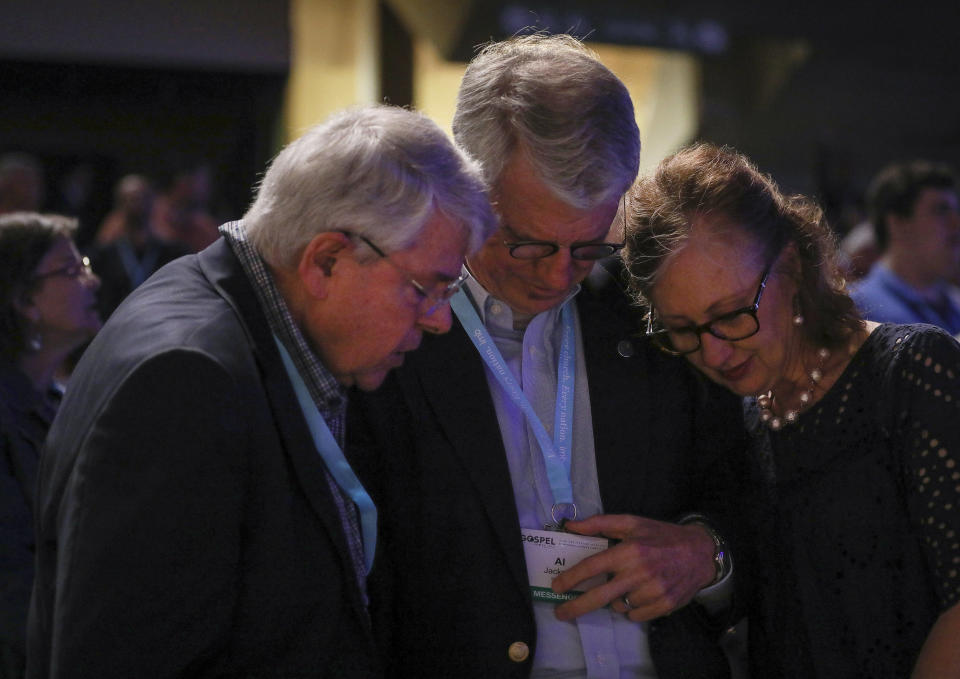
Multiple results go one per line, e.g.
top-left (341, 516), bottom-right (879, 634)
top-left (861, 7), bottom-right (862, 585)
top-left (2, 0), bottom-right (958, 244)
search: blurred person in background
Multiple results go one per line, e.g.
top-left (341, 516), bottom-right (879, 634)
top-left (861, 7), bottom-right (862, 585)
top-left (837, 219), bottom-right (880, 281)
top-left (0, 155), bottom-right (45, 217)
top-left (849, 160), bottom-right (960, 333)
top-left (151, 163), bottom-right (220, 252)
top-left (623, 142), bottom-right (960, 678)
top-left (89, 174), bottom-right (188, 319)
top-left (0, 212), bottom-right (101, 679)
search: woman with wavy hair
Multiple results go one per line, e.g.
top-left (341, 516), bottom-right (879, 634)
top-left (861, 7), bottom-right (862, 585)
top-left (622, 143), bottom-right (960, 678)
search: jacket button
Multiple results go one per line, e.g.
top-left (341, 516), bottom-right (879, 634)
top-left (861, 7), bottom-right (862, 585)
top-left (617, 339), bottom-right (635, 358)
top-left (507, 641), bottom-right (529, 663)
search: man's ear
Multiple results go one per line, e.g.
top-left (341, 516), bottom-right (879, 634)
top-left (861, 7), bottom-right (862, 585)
top-left (297, 231), bottom-right (354, 299)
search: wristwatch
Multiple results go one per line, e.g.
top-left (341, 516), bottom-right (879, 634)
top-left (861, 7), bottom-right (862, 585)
top-left (677, 513), bottom-right (730, 586)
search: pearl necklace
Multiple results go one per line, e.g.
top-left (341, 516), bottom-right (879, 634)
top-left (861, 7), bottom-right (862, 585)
top-left (756, 347), bottom-right (830, 431)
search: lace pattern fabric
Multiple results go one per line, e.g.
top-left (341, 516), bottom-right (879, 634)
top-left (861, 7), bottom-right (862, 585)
top-left (742, 323), bottom-right (960, 678)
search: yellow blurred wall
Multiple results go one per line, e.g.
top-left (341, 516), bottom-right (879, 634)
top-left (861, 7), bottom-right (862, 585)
top-left (286, 0), bottom-right (699, 173)
top-left (285, 0), bottom-right (379, 136)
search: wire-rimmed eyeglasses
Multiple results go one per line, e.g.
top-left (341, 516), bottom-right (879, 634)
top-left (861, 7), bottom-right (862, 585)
top-left (501, 195), bottom-right (626, 261)
top-left (348, 233), bottom-right (468, 316)
top-left (645, 263), bottom-right (771, 356)
top-left (34, 256), bottom-right (93, 281)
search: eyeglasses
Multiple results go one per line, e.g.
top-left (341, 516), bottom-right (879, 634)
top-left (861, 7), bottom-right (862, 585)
top-left (350, 233), bottom-right (468, 316)
top-left (646, 263), bottom-right (771, 356)
top-left (34, 256), bottom-right (93, 281)
top-left (501, 195), bottom-right (626, 261)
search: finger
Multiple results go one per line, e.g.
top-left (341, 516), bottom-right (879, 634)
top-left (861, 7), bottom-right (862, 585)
top-left (610, 593), bottom-right (633, 615)
top-left (625, 598), bottom-right (675, 622)
top-left (615, 591), bottom-right (658, 619)
top-left (551, 546), bottom-right (622, 593)
top-left (563, 514), bottom-right (640, 539)
top-left (554, 578), bottom-right (674, 622)
top-left (554, 576), bottom-right (625, 621)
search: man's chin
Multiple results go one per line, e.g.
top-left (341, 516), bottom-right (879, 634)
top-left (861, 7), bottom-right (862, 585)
top-left (351, 368), bottom-right (392, 392)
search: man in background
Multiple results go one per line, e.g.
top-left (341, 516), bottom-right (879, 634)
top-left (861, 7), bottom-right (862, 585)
top-left (0, 154), bottom-right (44, 216)
top-left (850, 159), bottom-right (960, 333)
top-left (89, 174), bottom-right (188, 319)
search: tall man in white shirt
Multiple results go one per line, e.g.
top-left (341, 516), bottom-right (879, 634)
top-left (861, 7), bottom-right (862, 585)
top-left (351, 35), bottom-right (749, 679)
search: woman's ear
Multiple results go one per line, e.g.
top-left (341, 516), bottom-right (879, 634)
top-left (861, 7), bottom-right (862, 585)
top-left (778, 241), bottom-right (803, 280)
top-left (13, 292), bottom-right (41, 324)
top-left (297, 231), bottom-right (354, 299)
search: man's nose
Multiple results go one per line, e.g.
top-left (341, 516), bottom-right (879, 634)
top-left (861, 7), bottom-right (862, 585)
top-left (537, 249), bottom-right (577, 291)
top-left (418, 299), bottom-right (454, 335)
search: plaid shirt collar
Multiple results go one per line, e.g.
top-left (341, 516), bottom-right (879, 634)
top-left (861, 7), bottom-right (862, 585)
top-left (220, 221), bottom-right (348, 428)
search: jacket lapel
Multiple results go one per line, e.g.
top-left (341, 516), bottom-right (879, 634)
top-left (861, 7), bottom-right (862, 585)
top-left (197, 239), bottom-right (372, 628)
top-left (412, 320), bottom-right (530, 595)
top-left (578, 262), bottom-right (655, 516)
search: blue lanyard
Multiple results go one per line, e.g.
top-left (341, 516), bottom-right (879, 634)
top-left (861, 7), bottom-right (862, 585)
top-left (451, 289), bottom-right (578, 522)
top-left (273, 336), bottom-right (377, 572)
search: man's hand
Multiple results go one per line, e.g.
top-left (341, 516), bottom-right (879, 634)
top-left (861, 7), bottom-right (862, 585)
top-left (552, 514), bottom-right (716, 622)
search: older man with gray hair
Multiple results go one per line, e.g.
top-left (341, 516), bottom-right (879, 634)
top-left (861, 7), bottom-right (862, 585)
top-left (352, 34), bottom-right (748, 679)
top-left (26, 104), bottom-right (495, 679)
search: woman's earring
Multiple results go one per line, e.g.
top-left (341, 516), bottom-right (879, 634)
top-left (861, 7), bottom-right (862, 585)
top-left (27, 331), bottom-right (43, 352)
top-left (792, 295), bottom-right (804, 326)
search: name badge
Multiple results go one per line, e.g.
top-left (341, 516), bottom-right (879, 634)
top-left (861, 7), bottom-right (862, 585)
top-left (521, 528), bottom-right (609, 603)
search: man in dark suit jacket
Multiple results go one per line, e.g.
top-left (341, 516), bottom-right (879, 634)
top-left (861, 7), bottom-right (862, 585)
top-left (26, 105), bottom-right (495, 679)
top-left (349, 35), bottom-right (749, 679)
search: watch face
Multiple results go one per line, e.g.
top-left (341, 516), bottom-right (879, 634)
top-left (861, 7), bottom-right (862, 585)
top-left (678, 515), bottom-right (729, 585)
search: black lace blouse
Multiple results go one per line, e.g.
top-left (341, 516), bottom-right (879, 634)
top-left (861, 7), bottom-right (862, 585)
top-left (742, 323), bottom-right (960, 678)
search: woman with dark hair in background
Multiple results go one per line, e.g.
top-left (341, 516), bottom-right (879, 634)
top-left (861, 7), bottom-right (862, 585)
top-left (622, 143), bottom-right (960, 678)
top-left (0, 212), bottom-right (101, 678)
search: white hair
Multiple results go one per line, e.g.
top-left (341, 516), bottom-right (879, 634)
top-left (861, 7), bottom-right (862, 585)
top-left (244, 105), bottom-right (496, 268)
top-left (453, 34), bottom-right (640, 209)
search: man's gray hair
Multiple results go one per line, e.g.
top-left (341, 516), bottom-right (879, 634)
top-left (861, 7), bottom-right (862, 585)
top-left (245, 105), bottom-right (496, 268)
top-left (453, 34), bottom-right (640, 209)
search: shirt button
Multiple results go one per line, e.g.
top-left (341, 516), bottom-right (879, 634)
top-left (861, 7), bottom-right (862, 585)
top-left (507, 641), bottom-right (529, 663)
top-left (490, 303), bottom-right (503, 315)
top-left (596, 653), bottom-right (606, 665)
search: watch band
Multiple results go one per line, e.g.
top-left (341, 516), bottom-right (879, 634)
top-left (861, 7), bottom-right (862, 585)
top-left (677, 513), bottom-right (730, 586)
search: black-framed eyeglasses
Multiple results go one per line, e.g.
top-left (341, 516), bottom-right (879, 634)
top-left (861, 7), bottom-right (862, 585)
top-left (501, 195), bottom-right (626, 261)
top-left (645, 263), bottom-right (771, 356)
top-left (34, 256), bottom-right (93, 281)
top-left (349, 233), bottom-right (468, 316)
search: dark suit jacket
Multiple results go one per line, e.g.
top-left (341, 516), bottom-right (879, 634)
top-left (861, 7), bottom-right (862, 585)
top-left (27, 239), bottom-right (379, 678)
top-left (0, 363), bottom-right (57, 679)
top-left (349, 261), bottom-right (750, 679)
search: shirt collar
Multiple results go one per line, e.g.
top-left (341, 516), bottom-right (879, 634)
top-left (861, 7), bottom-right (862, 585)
top-left (220, 221), bottom-right (347, 412)
top-left (462, 266), bottom-right (581, 329)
